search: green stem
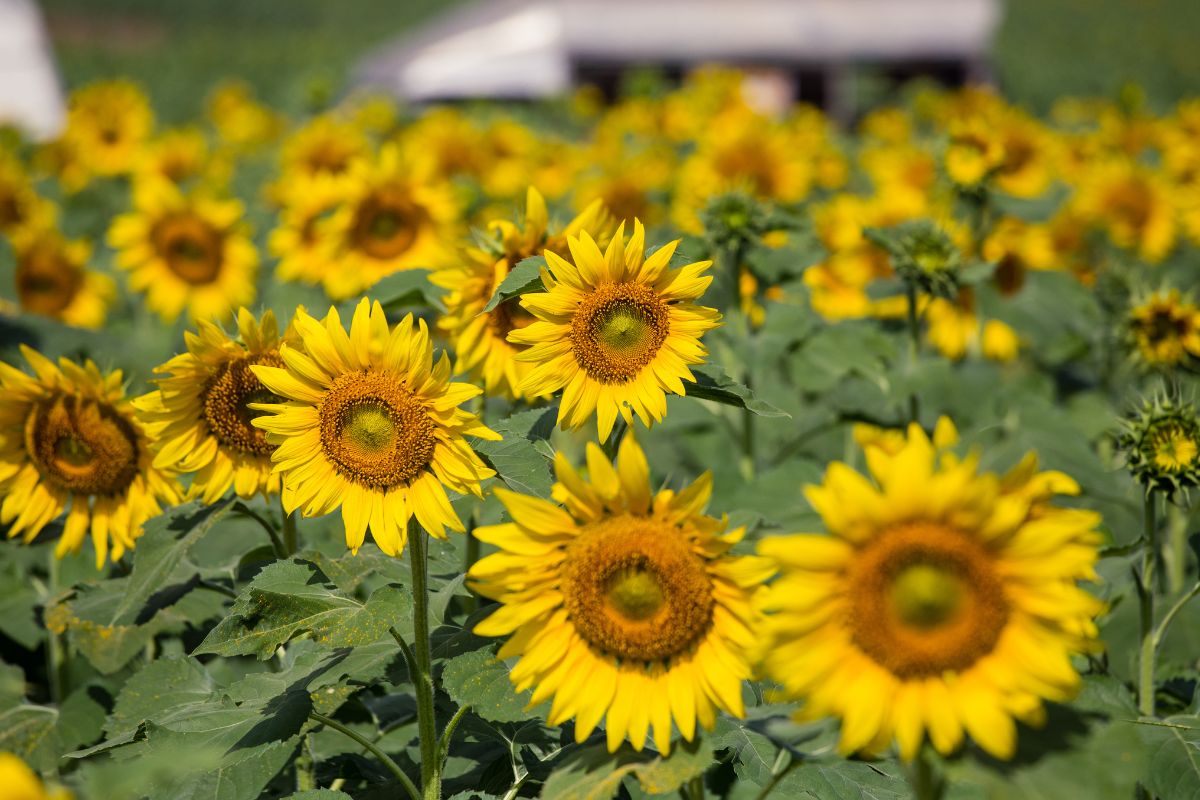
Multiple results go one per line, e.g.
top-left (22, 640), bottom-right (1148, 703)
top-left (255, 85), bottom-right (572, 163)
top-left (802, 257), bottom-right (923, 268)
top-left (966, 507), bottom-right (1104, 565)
top-left (753, 755), bottom-right (800, 800)
top-left (438, 703), bottom-right (471, 766)
top-left (409, 519), bottom-right (441, 799)
top-left (1152, 582), bottom-right (1200, 651)
top-left (234, 503), bottom-right (287, 559)
top-left (295, 735), bottom-right (316, 791)
top-left (46, 551), bottom-right (67, 704)
top-left (282, 505), bottom-right (298, 557)
top-left (309, 711), bottom-right (419, 800)
top-left (739, 378), bottom-right (756, 482)
top-left (601, 417), bottom-right (629, 461)
top-left (904, 283), bottom-right (921, 425)
top-left (907, 747), bottom-right (943, 800)
top-left (1165, 503), bottom-right (1188, 595)
top-left (685, 775), bottom-right (706, 800)
top-left (1138, 491), bottom-right (1159, 717)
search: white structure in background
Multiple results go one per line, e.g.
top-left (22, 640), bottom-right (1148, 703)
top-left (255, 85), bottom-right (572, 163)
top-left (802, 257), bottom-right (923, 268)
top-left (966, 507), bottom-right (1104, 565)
top-left (0, 0), bottom-right (65, 140)
top-left (355, 0), bottom-right (1003, 118)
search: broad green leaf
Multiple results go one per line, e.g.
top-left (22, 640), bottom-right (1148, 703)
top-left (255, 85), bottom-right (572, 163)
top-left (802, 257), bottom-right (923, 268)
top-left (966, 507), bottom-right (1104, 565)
top-left (0, 660), bottom-right (25, 706)
top-left (630, 737), bottom-right (714, 794)
top-left (473, 406), bottom-right (557, 498)
top-left (483, 256), bottom-right (547, 312)
top-left (714, 717), bottom-right (780, 786)
top-left (0, 704), bottom-right (60, 772)
top-left (688, 365), bottom-right (789, 418)
top-left (55, 685), bottom-right (108, 752)
top-left (442, 647), bottom-right (546, 724)
top-left (1140, 715), bottom-right (1200, 800)
top-left (285, 792), bottom-right (356, 800)
top-left (774, 759), bottom-right (908, 799)
top-left (106, 656), bottom-right (217, 738)
top-left (539, 738), bottom-right (716, 800)
top-left (368, 268), bottom-right (442, 310)
top-left (195, 560), bottom-right (408, 659)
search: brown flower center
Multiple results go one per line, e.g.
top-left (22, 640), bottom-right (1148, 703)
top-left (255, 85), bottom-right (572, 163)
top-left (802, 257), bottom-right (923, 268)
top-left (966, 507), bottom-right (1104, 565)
top-left (25, 393), bottom-right (140, 495)
top-left (317, 370), bottom-right (436, 488)
top-left (202, 353), bottom-right (284, 456)
top-left (16, 240), bottom-right (84, 315)
top-left (352, 187), bottom-right (426, 259)
top-left (569, 282), bottom-right (669, 384)
top-left (562, 516), bottom-right (713, 662)
top-left (847, 522), bottom-right (1008, 679)
top-left (151, 213), bottom-right (224, 285)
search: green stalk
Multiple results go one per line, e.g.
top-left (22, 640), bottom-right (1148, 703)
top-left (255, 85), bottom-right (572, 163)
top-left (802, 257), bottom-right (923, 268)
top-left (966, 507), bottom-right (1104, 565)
top-left (1165, 502), bottom-right (1188, 595)
top-left (904, 283), bottom-right (922, 425)
top-left (601, 417), bottom-right (629, 461)
top-left (409, 519), bottom-right (441, 799)
top-left (46, 551), bottom-right (67, 704)
top-left (1137, 491), bottom-right (1159, 717)
top-left (739, 376), bottom-right (757, 482)
top-left (907, 748), bottom-right (943, 800)
top-left (309, 711), bottom-right (419, 800)
top-left (282, 506), bottom-right (298, 557)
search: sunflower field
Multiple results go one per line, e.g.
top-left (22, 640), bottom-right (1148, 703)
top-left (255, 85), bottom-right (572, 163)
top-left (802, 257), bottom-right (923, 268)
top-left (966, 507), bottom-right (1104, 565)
top-left (1, 62), bottom-right (1199, 800)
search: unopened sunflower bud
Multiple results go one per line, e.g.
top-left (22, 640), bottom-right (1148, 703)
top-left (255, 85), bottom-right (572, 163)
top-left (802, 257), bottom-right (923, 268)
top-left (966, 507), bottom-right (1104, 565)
top-left (1117, 396), bottom-right (1200, 495)
top-left (865, 221), bottom-right (962, 298)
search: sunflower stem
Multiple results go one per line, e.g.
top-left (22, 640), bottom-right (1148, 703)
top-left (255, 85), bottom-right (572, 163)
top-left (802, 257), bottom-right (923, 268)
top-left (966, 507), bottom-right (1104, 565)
top-left (739, 377), bottom-right (757, 482)
top-left (1164, 501), bottom-right (1188, 595)
top-left (409, 519), bottom-right (442, 799)
top-left (309, 711), bottom-right (419, 800)
top-left (907, 747), bottom-right (944, 800)
top-left (1137, 490), bottom-right (1159, 717)
top-left (46, 550), bottom-right (68, 705)
top-left (602, 417), bottom-right (629, 460)
top-left (904, 283), bottom-right (921, 425)
top-left (686, 775), bottom-right (706, 800)
top-left (281, 505), bottom-right (298, 557)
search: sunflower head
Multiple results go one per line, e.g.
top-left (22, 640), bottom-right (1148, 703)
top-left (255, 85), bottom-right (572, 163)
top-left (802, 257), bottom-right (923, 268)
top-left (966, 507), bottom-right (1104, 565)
top-left (866, 221), bottom-right (963, 299)
top-left (1126, 288), bottom-right (1200, 370)
top-left (511, 220), bottom-right (722, 438)
top-left (0, 347), bottom-right (181, 566)
top-left (1117, 396), bottom-right (1200, 494)
top-left (470, 434), bottom-right (772, 754)
top-left (63, 79), bottom-right (154, 177)
top-left (9, 224), bottom-right (115, 329)
top-left (250, 299), bottom-right (499, 554)
top-left (699, 191), bottom-right (772, 253)
top-left (758, 417), bottom-right (1103, 761)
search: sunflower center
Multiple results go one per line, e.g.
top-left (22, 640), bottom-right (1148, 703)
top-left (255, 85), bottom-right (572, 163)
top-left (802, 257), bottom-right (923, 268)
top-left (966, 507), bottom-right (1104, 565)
top-left (25, 394), bottom-right (140, 496)
top-left (1149, 422), bottom-right (1199, 472)
top-left (847, 522), bottom-right (1008, 679)
top-left (202, 354), bottom-right (283, 456)
top-left (352, 188), bottom-right (425, 259)
top-left (569, 283), bottom-right (670, 384)
top-left (318, 371), bottom-right (436, 489)
top-left (16, 242), bottom-right (84, 315)
top-left (151, 213), bottom-right (224, 285)
top-left (562, 516), bottom-right (713, 663)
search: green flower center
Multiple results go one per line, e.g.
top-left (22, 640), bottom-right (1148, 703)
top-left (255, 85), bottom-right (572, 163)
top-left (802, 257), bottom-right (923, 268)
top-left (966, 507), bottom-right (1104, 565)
top-left (606, 565), bottom-right (666, 621)
top-left (343, 402), bottom-right (396, 453)
top-left (889, 563), bottom-right (965, 629)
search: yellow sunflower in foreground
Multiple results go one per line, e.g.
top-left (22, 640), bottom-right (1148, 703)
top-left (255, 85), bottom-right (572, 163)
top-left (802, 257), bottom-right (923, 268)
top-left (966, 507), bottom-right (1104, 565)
top-left (10, 225), bottom-right (115, 329)
top-left (0, 347), bottom-right (181, 567)
top-left (511, 222), bottom-right (721, 439)
top-left (758, 419), bottom-right (1103, 761)
top-left (319, 145), bottom-right (459, 300)
top-left (432, 187), bottom-right (614, 400)
top-left (470, 435), bottom-right (772, 753)
top-left (0, 752), bottom-right (72, 800)
top-left (251, 299), bottom-right (499, 554)
top-left (108, 178), bottom-right (258, 323)
top-left (134, 309), bottom-right (294, 504)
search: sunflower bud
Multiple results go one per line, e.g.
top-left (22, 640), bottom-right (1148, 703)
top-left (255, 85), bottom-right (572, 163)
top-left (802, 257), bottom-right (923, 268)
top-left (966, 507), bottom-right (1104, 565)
top-left (1117, 396), bottom-right (1200, 495)
top-left (865, 221), bottom-right (962, 298)
top-left (700, 191), bottom-right (771, 253)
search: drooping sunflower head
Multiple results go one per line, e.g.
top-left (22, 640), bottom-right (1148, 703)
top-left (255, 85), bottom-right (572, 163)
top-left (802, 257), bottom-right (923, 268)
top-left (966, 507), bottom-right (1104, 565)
top-left (250, 299), bottom-right (499, 554)
top-left (134, 308), bottom-right (294, 504)
top-left (1126, 288), bottom-right (1200, 370)
top-left (511, 220), bottom-right (721, 439)
top-left (470, 435), bottom-right (772, 754)
top-left (9, 224), bottom-right (115, 329)
top-left (1117, 396), bottom-right (1200, 493)
top-left (320, 145), bottom-right (459, 300)
top-left (63, 79), bottom-right (154, 177)
top-left (758, 418), bottom-right (1104, 761)
top-left (108, 178), bottom-right (258, 323)
top-left (0, 347), bottom-right (181, 567)
top-left (432, 187), bottom-right (615, 400)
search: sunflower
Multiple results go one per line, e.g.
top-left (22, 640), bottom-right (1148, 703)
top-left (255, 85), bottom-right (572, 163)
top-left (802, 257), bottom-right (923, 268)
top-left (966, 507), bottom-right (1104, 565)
top-left (758, 419), bottom-right (1103, 761)
top-left (318, 145), bottom-right (459, 300)
top-left (108, 178), bottom-right (258, 323)
top-left (63, 79), bottom-right (154, 177)
top-left (278, 114), bottom-right (370, 186)
top-left (470, 434), bottom-right (772, 753)
top-left (135, 126), bottom-right (224, 189)
top-left (0, 752), bottom-right (72, 800)
top-left (134, 309), bottom-right (293, 504)
top-left (1127, 289), bottom-right (1200, 369)
top-left (432, 187), bottom-right (614, 400)
top-left (0, 347), bottom-right (181, 567)
top-left (1074, 161), bottom-right (1176, 263)
top-left (9, 224), bottom-right (115, 329)
top-left (206, 80), bottom-right (282, 151)
top-left (510, 222), bottom-right (721, 439)
top-left (250, 299), bottom-right (498, 554)
top-left (269, 174), bottom-right (350, 285)
top-left (0, 152), bottom-right (54, 234)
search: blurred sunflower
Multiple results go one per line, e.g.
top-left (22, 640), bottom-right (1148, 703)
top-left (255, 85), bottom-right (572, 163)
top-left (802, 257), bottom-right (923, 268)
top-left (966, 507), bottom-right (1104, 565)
top-left (270, 114), bottom-right (370, 203)
top-left (206, 80), bottom-right (282, 150)
top-left (250, 299), bottom-right (498, 554)
top-left (0, 347), bottom-right (180, 566)
top-left (0, 752), bottom-right (73, 800)
top-left (108, 178), bottom-right (258, 323)
top-left (511, 222), bottom-right (721, 439)
top-left (134, 309), bottom-right (293, 504)
top-left (63, 79), bottom-right (154, 177)
top-left (0, 152), bottom-right (53, 234)
top-left (433, 187), bottom-right (614, 400)
top-left (269, 174), bottom-right (349, 285)
top-left (470, 435), bottom-right (772, 753)
top-left (1127, 288), bottom-right (1200, 369)
top-left (1075, 161), bottom-right (1176, 263)
top-left (758, 419), bottom-right (1103, 761)
top-left (319, 145), bottom-right (458, 300)
top-left (135, 126), bottom-right (223, 188)
top-left (9, 224), bottom-right (115, 329)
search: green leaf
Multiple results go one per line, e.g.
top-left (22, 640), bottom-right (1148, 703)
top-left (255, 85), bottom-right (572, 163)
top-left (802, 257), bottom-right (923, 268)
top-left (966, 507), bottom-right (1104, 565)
top-left (105, 656), bottom-right (217, 739)
top-left (713, 717), bottom-right (780, 786)
top-left (482, 256), bottom-right (547, 312)
top-left (441, 647), bottom-right (546, 724)
top-left (775, 759), bottom-right (908, 799)
top-left (630, 737), bottom-right (714, 794)
top-left (0, 660), bottom-right (26, 706)
top-left (687, 365), bottom-right (789, 418)
top-left (1140, 715), bottom-right (1200, 800)
top-left (284, 792), bottom-right (356, 800)
top-left (473, 406), bottom-right (557, 499)
top-left (539, 738), bottom-right (716, 800)
top-left (0, 704), bottom-right (60, 772)
top-left (194, 560), bottom-right (409, 659)
top-left (959, 260), bottom-right (997, 285)
top-left (368, 268), bottom-right (442, 310)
